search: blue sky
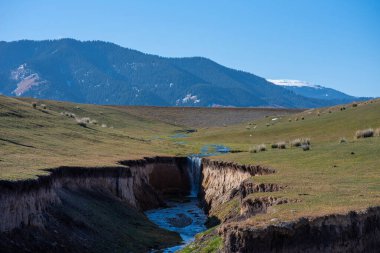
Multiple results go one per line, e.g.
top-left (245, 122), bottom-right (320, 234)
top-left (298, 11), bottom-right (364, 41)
top-left (0, 0), bottom-right (379, 96)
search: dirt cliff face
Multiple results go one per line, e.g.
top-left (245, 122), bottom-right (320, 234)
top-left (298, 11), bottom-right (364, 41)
top-left (221, 207), bottom-right (380, 253)
top-left (200, 159), bottom-right (275, 213)
top-left (198, 159), bottom-right (380, 253)
top-left (0, 157), bottom-right (190, 233)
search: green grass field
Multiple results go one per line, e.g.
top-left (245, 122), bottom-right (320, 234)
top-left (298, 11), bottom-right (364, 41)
top-left (177, 100), bottom-right (380, 252)
top-left (0, 95), bottom-right (189, 180)
top-left (1, 95), bottom-right (380, 243)
top-left (0, 95), bottom-right (288, 180)
top-left (184, 99), bottom-right (380, 226)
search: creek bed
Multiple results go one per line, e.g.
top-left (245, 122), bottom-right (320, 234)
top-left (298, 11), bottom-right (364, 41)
top-left (146, 145), bottom-right (230, 252)
top-left (145, 197), bottom-right (207, 252)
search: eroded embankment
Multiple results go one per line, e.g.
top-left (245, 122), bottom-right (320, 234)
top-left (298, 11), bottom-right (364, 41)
top-left (0, 157), bottom-right (193, 252)
top-left (197, 159), bottom-right (380, 253)
top-left (200, 159), bottom-right (276, 213)
top-left (0, 157), bottom-right (190, 233)
top-left (2, 156), bottom-right (380, 253)
top-left (221, 207), bottom-right (380, 253)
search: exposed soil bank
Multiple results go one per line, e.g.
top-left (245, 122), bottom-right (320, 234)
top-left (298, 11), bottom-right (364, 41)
top-left (2, 156), bottom-right (380, 253)
top-left (200, 159), bottom-right (276, 213)
top-left (198, 159), bottom-right (380, 253)
top-left (0, 157), bottom-right (190, 232)
top-left (221, 207), bottom-right (380, 253)
top-left (0, 157), bottom-right (190, 252)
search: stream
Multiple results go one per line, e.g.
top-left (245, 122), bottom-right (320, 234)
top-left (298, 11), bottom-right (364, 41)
top-left (145, 145), bottom-right (230, 253)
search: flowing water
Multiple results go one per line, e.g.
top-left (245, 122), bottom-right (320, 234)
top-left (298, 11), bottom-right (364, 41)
top-left (146, 145), bottom-right (229, 252)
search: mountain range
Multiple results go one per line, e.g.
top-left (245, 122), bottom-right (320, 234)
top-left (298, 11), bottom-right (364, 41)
top-left (267, 79), bottom-right (365, 104)
top-left (0, 39), bottom-right (367, 108)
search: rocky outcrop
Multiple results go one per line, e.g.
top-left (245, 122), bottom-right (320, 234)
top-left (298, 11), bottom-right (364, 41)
top-left (200, 159), bottom-right (275, 212)
top-left (0, 157), bottom-right (190, 232)
top-left (221, 206), bottom-right (380, 253)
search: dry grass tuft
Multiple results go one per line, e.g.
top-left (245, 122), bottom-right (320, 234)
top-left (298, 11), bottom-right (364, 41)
top-left (355, 128), bottom-right (374, 139)
top-left (250, 144), bottom-right (267, 153)
top-left (277, 141), bottom-right (287, 149)
top-left (272, 141), bottom-right (286, 149)
top-left (63, 111), bottom-right (76, 118)
top-left (339, 137), bottom-right (347, 144)
top-left (75, 118), bottom-right (88, 127)
top-left (290, 138), bottom-right (310, 147)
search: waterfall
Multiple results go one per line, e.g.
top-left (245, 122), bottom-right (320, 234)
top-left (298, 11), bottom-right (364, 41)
top-left (187, 156), bottom-right (202, 197)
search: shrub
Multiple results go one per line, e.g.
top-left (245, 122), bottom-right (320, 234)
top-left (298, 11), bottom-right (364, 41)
top-left (352, 103), bottom-right (358, 107)
top-left (277, 141), bottom-right (286, 149)
top-left (271, 141), bottom-right (286, 149)
top-left (339, 137), bottom-right (347, 144)
top-left (63, 111), bottom-right (76, 118)
top-left (32, 102), bottom-right (37, 109)
top-left (81, 117), bottom-right (91, 123)
top-left (290, 138), bottom-right (310, 147)
top-left (77, 122), bottom-right (87, 127)
top-left (249, 146), bottom-right (256, 153)
top-left (355, 128), bottom-right (374, 139)
top-left (249, 144), bottom-right (266, 153)
top-left (257, 144), bottom-right (267, 152)
top-left (75, 118), bottom-right (89, 127)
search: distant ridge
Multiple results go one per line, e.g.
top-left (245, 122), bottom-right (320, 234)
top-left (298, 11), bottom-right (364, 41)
top-left (0, 39), bottom-right (368, 108)
top-left (267, 79), bottom-right (369, 103)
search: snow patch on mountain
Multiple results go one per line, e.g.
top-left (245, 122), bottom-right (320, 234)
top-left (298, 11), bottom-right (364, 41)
top-left (267, 79), bottom-right (322, 89)
top-left (176, 93), bottom-right (200, 105)
top-left (11, 64), bottom-right (46, 96)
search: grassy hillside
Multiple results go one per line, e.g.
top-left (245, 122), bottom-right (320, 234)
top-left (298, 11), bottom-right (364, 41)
top-left (1, 94), bottom-right (380, 252)
top-left (181, 99), bottom-right (380, 251)
top-left (0, 95), bottom-right (287, 180)
top-left (0, 95), bottom-right (188, 180)
top-left (116, 106), bottom-right (299, 128)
